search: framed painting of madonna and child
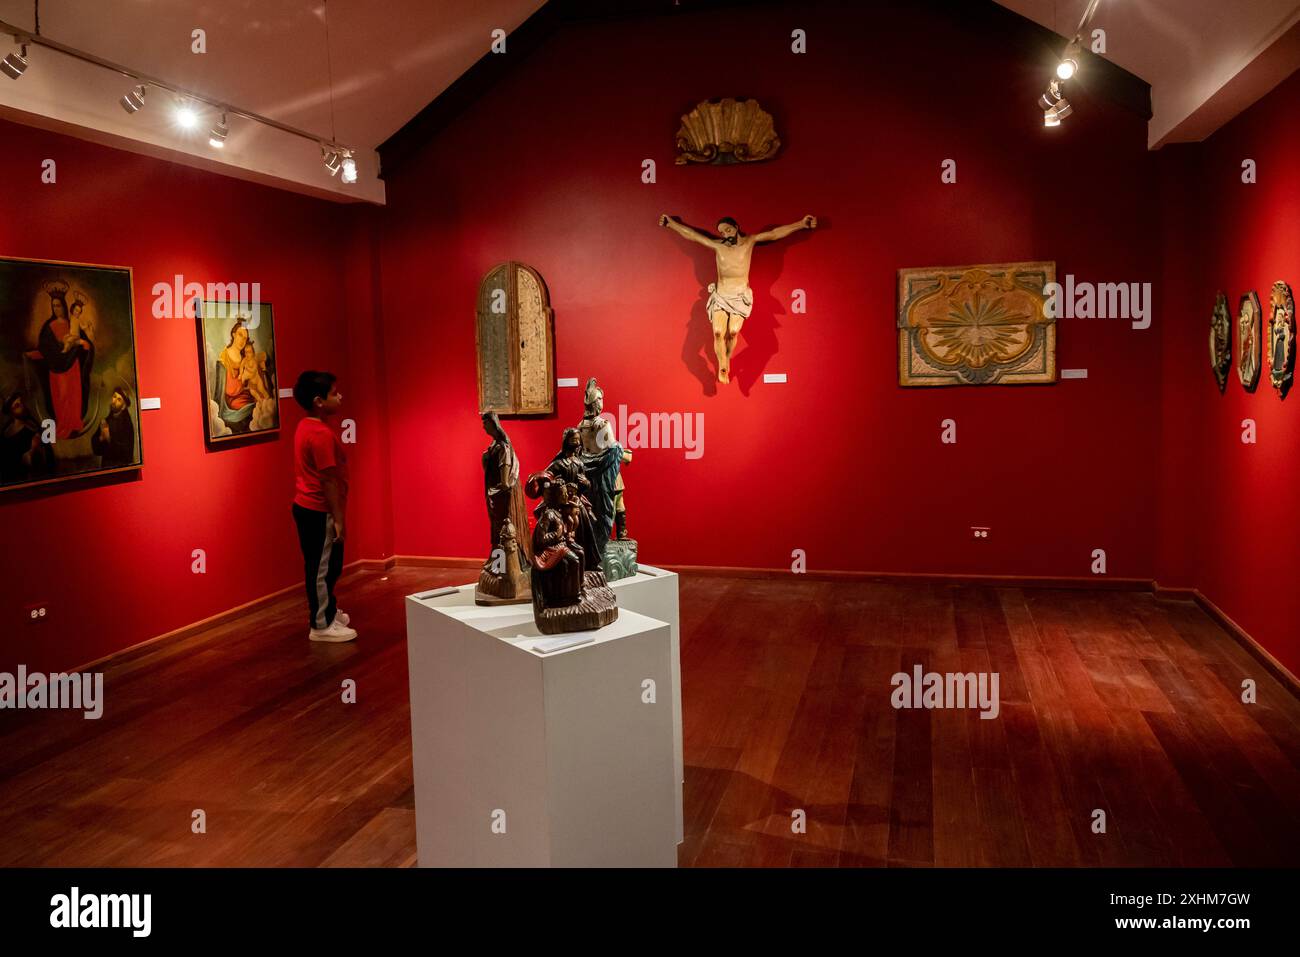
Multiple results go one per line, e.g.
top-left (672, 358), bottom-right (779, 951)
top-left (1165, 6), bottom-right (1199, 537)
top-left (0, 255), bottom-right (141, 493)
top-left (196, 299), bottom-right (279, 445)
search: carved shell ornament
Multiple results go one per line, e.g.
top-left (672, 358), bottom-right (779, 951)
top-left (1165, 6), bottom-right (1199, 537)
top-left (675, 98), bottom-right (780, 165)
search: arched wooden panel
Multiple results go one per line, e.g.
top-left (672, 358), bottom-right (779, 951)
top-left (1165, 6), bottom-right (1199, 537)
top-left (476, 261), bottom-right (554, 415)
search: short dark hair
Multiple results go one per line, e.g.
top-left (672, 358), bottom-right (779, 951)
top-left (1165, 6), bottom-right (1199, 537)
top-left (293, 371), bottom-right (336, 411)
top-left (717, 216), bottom-right (739, 230)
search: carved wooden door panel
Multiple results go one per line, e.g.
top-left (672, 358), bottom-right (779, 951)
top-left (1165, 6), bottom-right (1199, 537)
top-left (475, 262), bottom-right (555, 415)
top-left (476, 264), bottom-right (512, 411)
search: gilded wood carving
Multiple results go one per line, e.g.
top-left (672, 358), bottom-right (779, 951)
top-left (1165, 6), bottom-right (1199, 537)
top-left (1210, 291), bottom-right (1231, 393)
top-left (897, 262), bottom-right (1057, 386)
top-left (1237, 290), bottom-right (1261, 393)
top-left (1269, 280), bottom-right (1295, 398)
top-left (675, 98), bottom-right (780, 165)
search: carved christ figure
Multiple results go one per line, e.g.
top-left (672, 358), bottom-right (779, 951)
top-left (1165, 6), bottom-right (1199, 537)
top-left (659, 212), bottom-right (816, 383)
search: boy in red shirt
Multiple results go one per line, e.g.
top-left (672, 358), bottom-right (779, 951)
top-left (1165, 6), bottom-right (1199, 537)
top-left (291, 371), bottom-right (357, 642)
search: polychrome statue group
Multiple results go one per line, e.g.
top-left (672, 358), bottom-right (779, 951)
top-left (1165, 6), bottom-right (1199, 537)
top-left (475, 378), bottom-right (636, 634)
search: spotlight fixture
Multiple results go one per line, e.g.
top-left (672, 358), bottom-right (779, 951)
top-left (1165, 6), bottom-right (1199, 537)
top-left (209, 113), bottom-right (228, 148)
top-left (120, 84), bottom-right (146, 113)
top-left (1056, 52), bottom-right (1078, 80)
top-left (1037, 0), bottom-right (1100, 128)
top-left (1038, 80), bottom-right (1062, 112)
top-left (0, 14), bottom-right (360, 186)
top-left (1, 43), bottom-right (28, 80)
top-left (1039, 79), bottom-right (1068, 127)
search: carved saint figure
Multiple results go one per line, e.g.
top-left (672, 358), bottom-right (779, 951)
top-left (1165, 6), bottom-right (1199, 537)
top-left (1210, 292), bottom-right (1231, 392)
top-left (525, 469), bottom-right (619, 634)
top-left (527, 472), bottom-right (585, 605)
top-left (545, 427), bottom-right (604, 569)
top-left (1269, 281), bottom-right (1295, 397)
top-left (475, 412), bottom-right (532, 604)
top-left (660, 212), bottom-right (817, 383)
top-left (1238, 291), bottom-right (1261, 392)
top-left (577, 377), bottom-right (629, 555)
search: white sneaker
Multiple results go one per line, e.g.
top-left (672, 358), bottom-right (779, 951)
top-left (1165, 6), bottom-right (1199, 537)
top-left (335, 610), bottom-right (350, 626)
top-left (309, 620), bottom-right (358, 643)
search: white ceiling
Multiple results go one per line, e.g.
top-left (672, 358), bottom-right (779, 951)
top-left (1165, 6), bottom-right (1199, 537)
top-left (996, 0), bottom-right (1300, 147)
top-left (0, 0), bottom-right (544, 203)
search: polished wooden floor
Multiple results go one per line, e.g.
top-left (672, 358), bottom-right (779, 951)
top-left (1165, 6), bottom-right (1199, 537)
top-left (1, 567), bottom-right (1298, 867)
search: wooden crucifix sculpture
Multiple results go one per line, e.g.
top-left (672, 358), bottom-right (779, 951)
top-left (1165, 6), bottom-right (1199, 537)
top-left (659, 212), bottom-right (816, 383)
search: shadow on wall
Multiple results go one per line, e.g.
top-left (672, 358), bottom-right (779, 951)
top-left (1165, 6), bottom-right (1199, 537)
top-left (674, 224), bottom-right (820, 397)
top-left (0, 465), bottom-right (141, 506)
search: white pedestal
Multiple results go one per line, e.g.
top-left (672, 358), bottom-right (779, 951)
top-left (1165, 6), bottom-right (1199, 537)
top-left (608, 564), bottom-right (683, 845)
top-left (405, 584), bottom-right (678, 867)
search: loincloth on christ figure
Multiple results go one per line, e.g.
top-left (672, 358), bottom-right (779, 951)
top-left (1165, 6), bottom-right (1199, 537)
top-left (706, 282), bottom-right (753, 318)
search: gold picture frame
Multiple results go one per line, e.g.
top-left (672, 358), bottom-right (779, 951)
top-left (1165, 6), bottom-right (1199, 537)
top-left (0, 254), bottom-right (142, 492)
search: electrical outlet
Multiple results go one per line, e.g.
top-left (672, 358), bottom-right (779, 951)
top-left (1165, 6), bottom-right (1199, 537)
top-left (23, 601), bottom-right (49, 622)
top-left (971, 526), bottom-right (990, 540)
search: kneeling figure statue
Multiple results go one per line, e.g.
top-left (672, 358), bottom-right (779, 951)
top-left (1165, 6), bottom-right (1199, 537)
top-left (526, 470), bottom-right (618, 634)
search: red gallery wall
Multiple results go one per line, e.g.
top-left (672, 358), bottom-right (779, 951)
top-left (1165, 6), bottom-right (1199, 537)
top-left (0, 118), bottom-right (388, 672)
top-left (1155, 69), bottom-right (1300, 677)
top-left (22, 0), bottom-right (1298, 681)
top-left (378, 2), bottom-right (1163, 579)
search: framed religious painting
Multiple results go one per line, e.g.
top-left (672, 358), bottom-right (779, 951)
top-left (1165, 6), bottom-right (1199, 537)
top-left (1268, 280), bottom-right (1295, 399)
top-left (196, 299), bottom-right (280, 443)
top-left (475, 262), bottom-right (555, 416)
top-left (1209, 291), bottom-right (1231, 392)
top-left (0, 255), bottom-right (142, 492)
top-left (1237, 290), bottom-right (1261, 393)
top-left (897, 261), bottom-right (1056, 386)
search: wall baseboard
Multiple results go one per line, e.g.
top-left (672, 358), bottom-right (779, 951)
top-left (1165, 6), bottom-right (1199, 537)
top-left (657, 563), bottom-right (1154, 591)
top-left (68, 559), bottom-right (382, 675)
top-left (392, 555), bottom-right (480, 569)
top-left (386, 556), bottom-right (1152, 589)
top-left (384, 561), bottom-right (1298, 699)
top-left (1155, 583), bottom-right (1300, 699)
